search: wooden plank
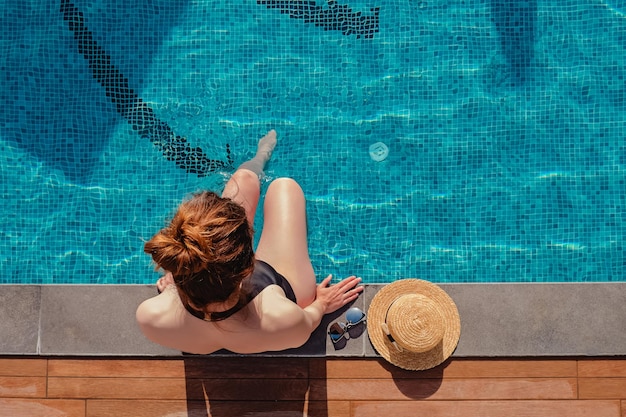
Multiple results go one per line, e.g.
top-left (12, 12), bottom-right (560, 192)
top-left (0, 399), bottom-right (85, 417)
top-left (49, 376), bottom-right (311, 401)
top-left (313, 401), bottom-right (351, 417)
top-left (182, 357), bottom-right (309, 379)
top-left (0, 377), bottom-right (46, 398)
top-left (350, 400), bottom-right (621, 417)
top-left (87, 400), bottom-right (204, 417)
top-left (322, 377), bottom-right (577, 401)
top-left (309, 358), bottom-right (327, 379)
top-left (49, 357), bottom-right (309, 379)
top-left (441, 359), bottom-right (577, 378)
top-left (579, 378), bottom-right (626, 399)
top-left (48, 377), bottom-right (188, 400)
top-left (86, 399), bottom-right (334, 417)
top-left (48, 359), bottom-right (185, 378)
top-left (622, 400), bottom-right (625, 417)
top-left (0, 359), bottom-right (47, 377)
top-left (324, 358), bottom-right (577, 379)
top-left (207, 401), bottom-right (310, 416)
top-left (194, 378), bottom-right (310, 401)
top-left (579, 360), bottom-right (626, 378)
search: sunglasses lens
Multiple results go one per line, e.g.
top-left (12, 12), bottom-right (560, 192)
top-left (346, 307), bottom-right (366, 326)
top-left (328, 322), bottom-right (347, 343)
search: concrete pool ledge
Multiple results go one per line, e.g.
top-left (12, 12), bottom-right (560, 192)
top-left (0, 283), bottom-right (625, 357)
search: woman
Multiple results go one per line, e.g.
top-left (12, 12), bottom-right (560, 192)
top-left (136, 130), bottom-right (363, 354)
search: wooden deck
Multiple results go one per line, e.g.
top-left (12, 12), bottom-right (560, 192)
top-left (1, 357), bottom-right (625, 417)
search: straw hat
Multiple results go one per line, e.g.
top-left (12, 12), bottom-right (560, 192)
top-left (367, 279), bottom-right (461, 371)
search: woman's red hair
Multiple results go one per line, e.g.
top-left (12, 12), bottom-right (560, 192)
top-left (144, 191), bottom-right (254, 317)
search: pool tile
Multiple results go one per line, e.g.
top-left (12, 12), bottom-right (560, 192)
top-left (4, 0), bottom-right (626, 287)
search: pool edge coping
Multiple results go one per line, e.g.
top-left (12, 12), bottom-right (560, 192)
top-left (1, 282), bottom-right (625, 357)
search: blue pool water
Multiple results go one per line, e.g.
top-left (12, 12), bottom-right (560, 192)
top-left (1, 0), bottom-right (625, 284)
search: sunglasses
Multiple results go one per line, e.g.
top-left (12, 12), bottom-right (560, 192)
top-left (328, 307), bottom-right (367, 344)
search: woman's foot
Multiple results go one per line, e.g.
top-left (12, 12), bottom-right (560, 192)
top-left (256, 129), bottom-right (277, 165)
top-left (238, 130), bottom-right (277, 176)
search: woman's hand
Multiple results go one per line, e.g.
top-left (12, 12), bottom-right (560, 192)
top-left (315, 274), bottom-right (363, 314)
top-left (156, 272), bottom-right (175, 294)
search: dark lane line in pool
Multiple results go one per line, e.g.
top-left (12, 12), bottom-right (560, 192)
top-left (258, 0), bottom-right (380, 39)
top-left (59, 0), bottom-right (233, 177)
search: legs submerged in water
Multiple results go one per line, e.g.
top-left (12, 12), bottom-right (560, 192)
top-left (222, 130), bottom-right (278, 225)
top-left (227, 130), bottom-right (316, 305)
top-left (238, 129), bottom-right (277, 177)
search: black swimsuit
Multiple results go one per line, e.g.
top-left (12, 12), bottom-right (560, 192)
top-left (184, 260), bottom-right (297, 321)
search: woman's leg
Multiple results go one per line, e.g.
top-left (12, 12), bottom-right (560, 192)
top-left (255, 178), bottom-right (317, 307)
top-left (222, 130), bottom-right (277, 225)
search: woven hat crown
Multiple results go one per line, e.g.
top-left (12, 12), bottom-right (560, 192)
top-left (387, 294), bottom-right (445, 353)
top-left (367, 279), bottom-right (461, 371)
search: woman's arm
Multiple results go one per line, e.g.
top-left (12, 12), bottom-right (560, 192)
top-left (301, 274), bottom-right (363, 331)
top-left (258, 275), bottom-right (363, 350)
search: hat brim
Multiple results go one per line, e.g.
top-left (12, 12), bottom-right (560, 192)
top-left (367, 279), bottom-right (461, 371)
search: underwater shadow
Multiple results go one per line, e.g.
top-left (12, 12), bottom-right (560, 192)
top-left (0, 0), bottom-right (191, 182)
top-left (490, 0), bottom-right (537, 86)
top-left (60, 0), bottom-right (231, 179)
top-left (183, 356), bottom-right (328, 417)
top-left (257, 0), bottom-right (381, 39)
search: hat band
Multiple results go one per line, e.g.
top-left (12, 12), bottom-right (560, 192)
top-left (381, 297), bottom-right (404, 352)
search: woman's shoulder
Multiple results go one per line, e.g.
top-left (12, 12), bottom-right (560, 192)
top-left (136, 289), bottom-right (224, 354)
top-left (136, 287), bottom-right (181, 329)
top-left (253, 287), bottom-right (306, 331)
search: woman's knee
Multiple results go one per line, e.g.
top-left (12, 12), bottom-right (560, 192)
top-left (267, 177), bottom-right (303, 198)
top-left (233, 168), bottom-right (261, 187)
top-left (226, 169), bottom-right (260, 194)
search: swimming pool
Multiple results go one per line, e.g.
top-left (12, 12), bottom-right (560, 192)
top-left (1, 0), bottom-right (625, 284)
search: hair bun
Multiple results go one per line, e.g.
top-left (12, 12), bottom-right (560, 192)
top-left (171, 221), bottom-right (212, 275)
top-left (144, 190), bottom-right (255, 307)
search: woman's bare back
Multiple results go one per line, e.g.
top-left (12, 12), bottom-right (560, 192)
top-left (136, 284), bottom-right (314, 354)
